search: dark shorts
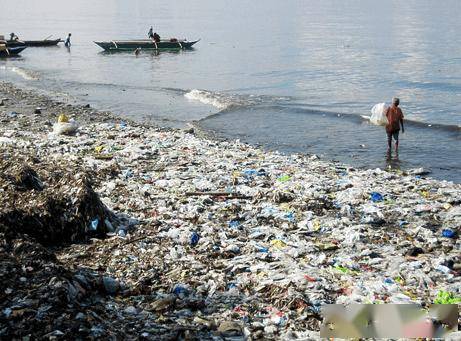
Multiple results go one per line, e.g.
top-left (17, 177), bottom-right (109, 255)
top-left (387, 131), bottom-right (399, 141)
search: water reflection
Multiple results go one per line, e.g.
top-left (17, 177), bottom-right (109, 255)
top-left (385, 151), bottom-right (401, 172)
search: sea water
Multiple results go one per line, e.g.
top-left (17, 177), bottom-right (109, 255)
top-left (1, 0), bottom-right (460, 181)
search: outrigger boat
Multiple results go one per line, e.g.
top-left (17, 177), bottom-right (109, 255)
top-left (94, 39), bottom-right (200, 51)
top-left (6, 38), bottom-right (62, 47)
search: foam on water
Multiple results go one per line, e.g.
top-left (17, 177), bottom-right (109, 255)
top-left (184, 89), bottom-right (233, 110)
top-left (185, 89), bottom-right (292, 112)
top-left (0, 66), bottom-right (39, 81)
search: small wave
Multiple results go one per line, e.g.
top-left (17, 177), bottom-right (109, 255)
top-left (200, 103), bottom-right (461, 133)
top-left (184, 89), bottom-right (291, 110)
top-left (184, 89), bottom-right (234, 109)
top-left (0, 66), bottom-right (40, 80)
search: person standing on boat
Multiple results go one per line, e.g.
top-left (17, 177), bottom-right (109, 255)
top-left (9, 32), bottom-right (19, 41)
top-left (385, 97), bottom-right (404, 154)
top-left (65, 33), bottom-right (72, 47)
top-left (148, 26), bottom-right (154, 39)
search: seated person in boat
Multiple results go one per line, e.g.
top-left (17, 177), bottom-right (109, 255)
top-left (9, 32), bottom-right (19, 41)
top-left (153, 32), bottom-right (161, 43)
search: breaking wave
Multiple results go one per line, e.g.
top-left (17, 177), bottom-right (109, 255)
top-left (184, 88), bottom-right (291, 110)
top-left (0, 66), bottom-right (39, 80)
top-left (184, 89), bottom-right (235, 109)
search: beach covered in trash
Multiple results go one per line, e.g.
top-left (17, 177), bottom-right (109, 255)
top-left (0, 82), bottom-right (460, 339)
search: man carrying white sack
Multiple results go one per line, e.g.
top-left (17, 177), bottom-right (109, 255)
top-left (385, 97), bottom-right (405, 154)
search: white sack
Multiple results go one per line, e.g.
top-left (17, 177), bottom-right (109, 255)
top-left (370, 103), bottom-right (388, 125)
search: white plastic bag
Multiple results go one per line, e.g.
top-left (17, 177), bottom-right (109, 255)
top-left (52, 119), bottom-right (79, 135)
top-left (370, 103), bottom-right (388, 125)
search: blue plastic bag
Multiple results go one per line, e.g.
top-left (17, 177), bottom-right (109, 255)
top-left (370, 192), bottom-right (383, 202)
top-left (190, 232), bottom-right (200, 246)
top-left (442, 229), bottom-right (456, 238)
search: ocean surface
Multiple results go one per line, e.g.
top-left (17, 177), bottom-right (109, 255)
top-left (1, 0), bottom-right (460, 182)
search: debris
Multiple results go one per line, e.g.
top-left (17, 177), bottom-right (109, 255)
top-left (52, 119), bottom-right (78, 135)
top-left (408, 167), bottom-right (432, 176)
top-left (185, 191), bottom-right (252, 199)
top-left (123, 306), bottom-right (137, 315)
top-left (151, 296), bottom-right (176, 312)
top-left (190, 231), bottom-right (200, 246)
top-left (433, 291), bottom-right (461, 304)
top-left (441, 229), bottom-right (456, 238)
top-left (58, 113), bottom-right (69, 123)
top-left (102, 276), bottom-right (120, 295)
top-left (370, 192), bottom-right (383, 202)
top-left (0, 82), bottom-right (460, 340)
top-left (0, 156), bottom-right (116, 245)
top-left (218, 321), bottom-right (243, 337)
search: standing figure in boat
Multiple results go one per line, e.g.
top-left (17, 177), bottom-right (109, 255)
top-left (148, 26), bottom-right (154, 39)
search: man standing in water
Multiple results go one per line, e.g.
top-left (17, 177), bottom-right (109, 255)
top-left (64, 33), bottom-right (72, 47)
top-left (385, 97), bottom-right (404, 153)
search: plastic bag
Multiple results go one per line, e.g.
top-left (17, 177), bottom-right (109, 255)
top-left (58, 114), bottom-right (69, 123)
top-left (52, 120), bottom-right (78, 135)
top-left (370, 103), bottom-right (388, 125)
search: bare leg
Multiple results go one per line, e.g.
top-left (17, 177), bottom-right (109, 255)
top-left (387, 134), bottom-right (392, 152)
top-left (395, 140), bottom-right (399, 154)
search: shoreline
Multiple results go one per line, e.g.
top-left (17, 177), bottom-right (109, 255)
top-left (3, 67), bottom-right (461, 184)
top-left (1, 82), bottom-right (460, 338)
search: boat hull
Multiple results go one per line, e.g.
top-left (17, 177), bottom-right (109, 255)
top-left (0, 46), bottom-right (27, 57)
top-left (6, 39), bottom-right (62, 47)
top-left (94, 39), bottom-right (199, 51)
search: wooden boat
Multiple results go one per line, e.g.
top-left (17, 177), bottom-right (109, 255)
top-left (0, 46), bottom-right (27, 57)
top-left (6, 38), bottom-right (62, 47)
top-left (94, 39), bottom-right (200, 51)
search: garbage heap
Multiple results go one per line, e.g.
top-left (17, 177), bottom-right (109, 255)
top-left (0, 153), bottom-right (133, 338)
top-left (54, 121), bottom-right (459, 339)
top-left (0, 82), bottom-right (460, 339)
top-left (0, 154), bottom-right (115, 245)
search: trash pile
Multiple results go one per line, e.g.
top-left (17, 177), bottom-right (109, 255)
top-left (0, 82), bottom-right (460, 339)
top-left (0, 154), bottom-right (116, 244)
top-left (0, 234), bottom-right (133, 338)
